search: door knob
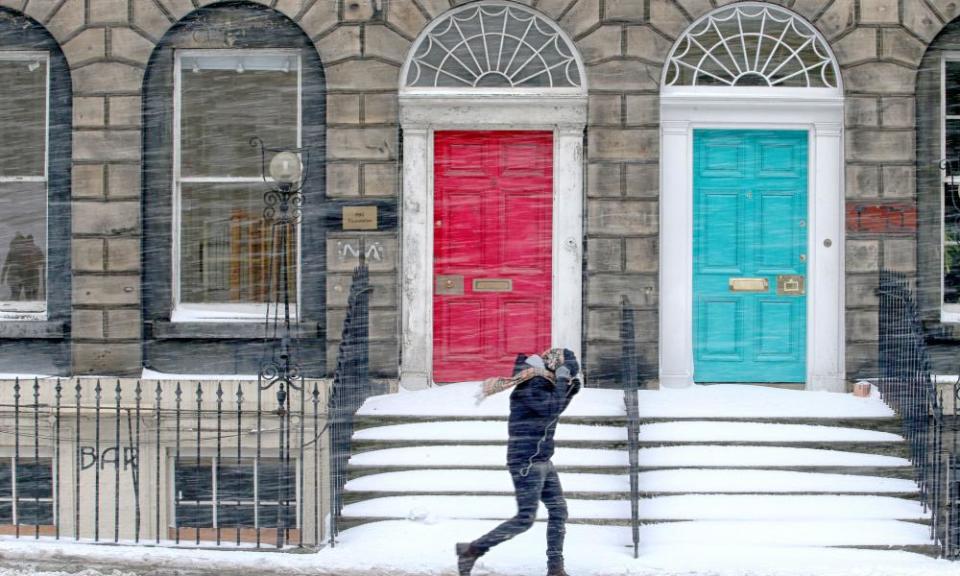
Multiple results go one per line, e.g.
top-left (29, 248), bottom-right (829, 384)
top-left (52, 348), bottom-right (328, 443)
top-left (799, 254), bottom-right (807, 263)
top-left (435, 220), bottom-right (442, 228)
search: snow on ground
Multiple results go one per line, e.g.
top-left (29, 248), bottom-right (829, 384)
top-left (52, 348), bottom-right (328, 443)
top-left (342, 494), bottom-right (928, 521)
top-left (357, 382), bottom-right (896, 419)
top-left (635, 384), bottom-right (895, 419)
top-left (345, 468), bottom-right (919, 495)
top-left (349, 444), bottom-right (910, 468)
top-left (354, 420), bottom-right (903, 443)
top-left (0, 520), bottom-right (954, 576)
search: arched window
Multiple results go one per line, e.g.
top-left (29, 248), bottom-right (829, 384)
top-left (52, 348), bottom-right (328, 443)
top-left (402, 1), bottom-right (584, 91)
top-left (142, 2), bottom-right (326, 375)
top-left (664, 3), bottom-right (839, 89)
top-left (0, 8), bottom-right (71, 375)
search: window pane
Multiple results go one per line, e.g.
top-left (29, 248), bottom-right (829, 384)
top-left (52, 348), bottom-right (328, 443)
top-left (257, 460), bottom-right (286, 502)
top-left (0, 57), bottom-right (46, 177)
top-left (180, 183), bottom-right (296, 304)
top-left (0, 182), bottom-right (46, 306)
top-left (946, 183), bottom-right (960, 305)
top-left (175, 503), bottom-right (213, 527)
top-left (16, 501), bottom-right (52, 525)
top-left (217, 458), bottom-right (254, 501)
top-left (16, 460), bottom-right (52, 499)
top-left (0, 462), bottom-right (11, 497)
top-left (180, 56), bottom-right (298, 178)
top-left (217, 504), bottom-right (256, 527)
top-left (0, 502), bottom-right (11, 524)
top-left (175, 460), bottom-right (213, 501)
top-left (255, 503), bottom-right (294, 528)
top-left (947, 62), bottom-right (960, 116)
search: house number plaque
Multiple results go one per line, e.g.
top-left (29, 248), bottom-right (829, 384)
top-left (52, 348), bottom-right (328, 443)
top-left (343, 206), bottom-right (378, 230)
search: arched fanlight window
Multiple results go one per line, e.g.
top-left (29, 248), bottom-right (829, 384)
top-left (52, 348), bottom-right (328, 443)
top-left (664, 3), bottom-right (839, 89)
top-left (402, 1), bottom-right (583, 90)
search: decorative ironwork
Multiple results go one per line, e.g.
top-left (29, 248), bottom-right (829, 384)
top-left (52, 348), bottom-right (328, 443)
top-left (878, 270), bottom-right (959, 558)
top-left (404, 2), bottom-right (582, 89)
top-left (0, 377), bottom-right (324, 548)
top-left (328, 251), bottom-right (376, 546)
top-left (665, 4), bottom-right (839, 89)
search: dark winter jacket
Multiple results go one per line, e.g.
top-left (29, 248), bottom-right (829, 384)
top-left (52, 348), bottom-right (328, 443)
top-left (506, 349), bottom-right (581, 469)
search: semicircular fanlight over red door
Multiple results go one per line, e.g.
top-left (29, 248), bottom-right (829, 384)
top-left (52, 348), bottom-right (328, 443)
top-left (433, 131), bottom-right (553, 383)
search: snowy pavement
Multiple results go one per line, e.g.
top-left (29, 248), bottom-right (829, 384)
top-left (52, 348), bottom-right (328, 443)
top-left (0, 522), bottom-right (955, 576)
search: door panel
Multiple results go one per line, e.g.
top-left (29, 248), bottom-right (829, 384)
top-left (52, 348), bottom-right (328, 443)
top-left (433, 131), bottom-right (553, 382)
top-left (693, 130), bottom-right (808, 383)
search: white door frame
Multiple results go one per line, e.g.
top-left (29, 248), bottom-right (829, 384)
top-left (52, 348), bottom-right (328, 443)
top-left (659, 87), bottom-right (845, 391)
top-left (399, 94), bottom-right (587, 388)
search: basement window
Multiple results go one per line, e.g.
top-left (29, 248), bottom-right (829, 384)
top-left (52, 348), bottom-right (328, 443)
top-left (0, 458), bottom-right (54, 526)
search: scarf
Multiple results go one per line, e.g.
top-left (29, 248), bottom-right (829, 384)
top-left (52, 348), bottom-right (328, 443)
top-left (479, 348), bottom-right (567, 399)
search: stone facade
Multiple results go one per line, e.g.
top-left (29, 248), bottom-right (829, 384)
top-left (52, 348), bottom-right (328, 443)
top-left (0, 0), bottom-right (957, 383)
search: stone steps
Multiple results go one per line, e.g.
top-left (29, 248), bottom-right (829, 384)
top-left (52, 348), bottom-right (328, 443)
top-left (343, 385), bottom-right (931, 552)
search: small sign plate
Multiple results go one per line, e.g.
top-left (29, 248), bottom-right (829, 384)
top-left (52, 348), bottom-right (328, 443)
top-left (343, 206), bottom-right (378, 230)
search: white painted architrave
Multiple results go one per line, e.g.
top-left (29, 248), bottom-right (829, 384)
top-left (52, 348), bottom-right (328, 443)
top-left (659, 86), bottom-right (845, 391)
top-left (399, 93), bottom-right (587, 389)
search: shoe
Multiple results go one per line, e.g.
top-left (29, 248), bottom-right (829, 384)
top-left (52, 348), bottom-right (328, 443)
top-left (456, 542), bottom-right (482, 576)
top-left (547, 561), bottom-right (569, 576)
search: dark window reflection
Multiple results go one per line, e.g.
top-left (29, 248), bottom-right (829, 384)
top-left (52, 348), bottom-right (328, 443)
top-left (945, 183), bottom-right (960, 305)
top-left (173, 458), bottom-right (295, 529)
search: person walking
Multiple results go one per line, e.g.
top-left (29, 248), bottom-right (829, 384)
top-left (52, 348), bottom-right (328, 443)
top-left (456, 348), bottom-right (581, 576)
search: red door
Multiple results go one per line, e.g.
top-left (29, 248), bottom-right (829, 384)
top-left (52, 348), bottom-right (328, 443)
top-left (433, 131), bottom-right (553, 382)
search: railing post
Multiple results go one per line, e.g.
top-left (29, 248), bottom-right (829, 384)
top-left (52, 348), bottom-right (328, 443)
top-left (620, 296), bottom-right (640, 559)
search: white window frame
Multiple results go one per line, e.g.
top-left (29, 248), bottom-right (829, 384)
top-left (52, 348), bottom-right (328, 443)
top-left (172, 49), bottom-right (303, 323)
top-left (169, 455), bottom-right (299, 531)
top-left (940, 53), bottom-right (960, 323)
top-left (0, 51), bottom-right (50, 321)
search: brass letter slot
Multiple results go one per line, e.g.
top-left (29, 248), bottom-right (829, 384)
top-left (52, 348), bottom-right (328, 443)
top-left (473, 278), bottom-right (513, 293)
top-left (435, 274), bottom-right (464, 295)
top-left (729, 277), bottom-right (769, 292)
top-left (777, 274), bottom-right (805, 296)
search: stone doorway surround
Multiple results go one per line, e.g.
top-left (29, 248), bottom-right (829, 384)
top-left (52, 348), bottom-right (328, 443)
top-left (659, 4), bottom-right (846, 392)
top-left (397, 1), bottom-right (589, 389)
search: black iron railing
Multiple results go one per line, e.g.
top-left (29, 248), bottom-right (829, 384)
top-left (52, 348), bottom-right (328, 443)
top-left (0, 376), bottom-right (325, 548)
top-left (878, 269), bottom-right (959, 558)
top-left (327, 260), bottom-right (374, 546)
top-left (620, 295), bottom-right (640, 559)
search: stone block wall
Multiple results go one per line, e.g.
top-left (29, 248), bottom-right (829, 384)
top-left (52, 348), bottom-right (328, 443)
top-left (1, 0), bottom-right (956, 382)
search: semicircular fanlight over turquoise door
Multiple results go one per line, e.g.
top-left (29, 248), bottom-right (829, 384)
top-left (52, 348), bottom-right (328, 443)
top-left (693, 129), bottom-right (808, 383)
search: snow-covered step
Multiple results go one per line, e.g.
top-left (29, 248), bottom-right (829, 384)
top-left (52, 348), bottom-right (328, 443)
top-left (353, 419), bottom-right (904, 444)
top-left (348, 444), bottom-right (911, 470)
top-left (345, 468), bottom-right (919, 496)
top-left (638, 519), bottom-right (935, 548)
top-left (356, 382), bottom-right (896, 420)
top-left (357, 383), bottom-right (624, 418)
top-left (341, 494), bottom-right (929, 523)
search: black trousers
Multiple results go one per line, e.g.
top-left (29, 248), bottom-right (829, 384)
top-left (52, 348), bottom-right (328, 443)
top-left (471, 460), bottom-right (567, 568)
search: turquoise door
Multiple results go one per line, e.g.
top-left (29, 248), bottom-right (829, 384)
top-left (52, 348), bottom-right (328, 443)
top-left (693, 130), bottom-right (808, 383)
